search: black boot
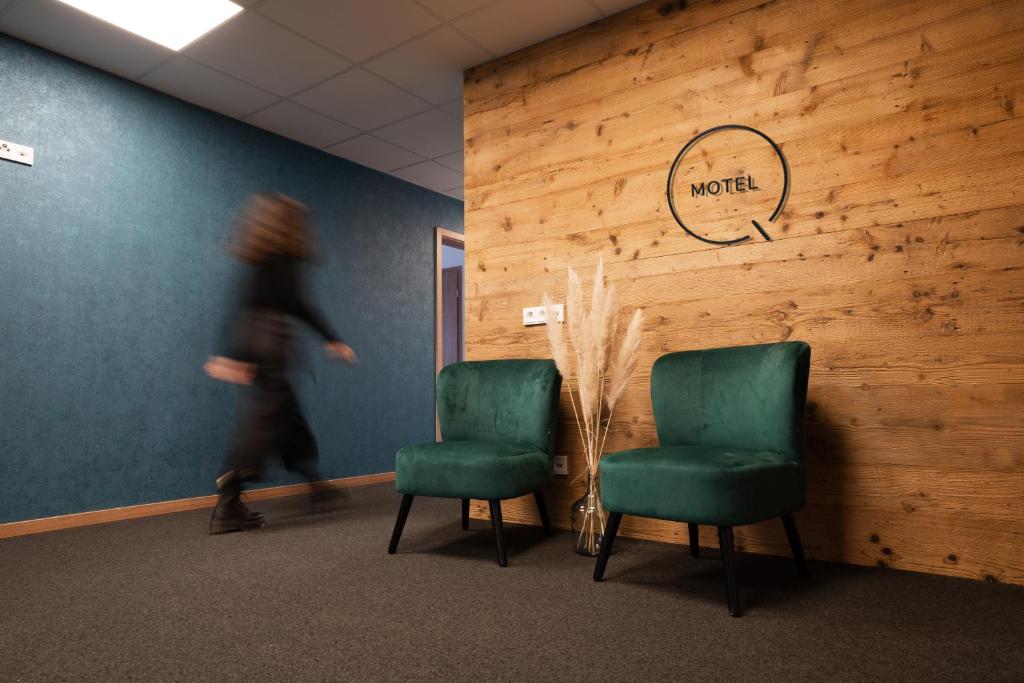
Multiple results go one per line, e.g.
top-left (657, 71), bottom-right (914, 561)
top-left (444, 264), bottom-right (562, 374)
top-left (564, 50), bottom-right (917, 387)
top-left (209, 474), bottom-right (265, 534)
top-left (209, 492), bottom-right (265, 534)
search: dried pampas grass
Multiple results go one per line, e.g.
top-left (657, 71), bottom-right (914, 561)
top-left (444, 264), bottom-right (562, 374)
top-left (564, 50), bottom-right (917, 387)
top-left (544, 257), bottom-right (645, 480)
top-left (567, 269), bottom-right (585, 340)
top-left (606, 308), bottom-right (644, 412)
top-left (541, 293), bottom-right (570, 380)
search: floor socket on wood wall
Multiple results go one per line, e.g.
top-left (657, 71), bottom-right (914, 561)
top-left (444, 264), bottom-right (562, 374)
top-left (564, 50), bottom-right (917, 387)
top-left (553, 455), bottom-right (568, 476)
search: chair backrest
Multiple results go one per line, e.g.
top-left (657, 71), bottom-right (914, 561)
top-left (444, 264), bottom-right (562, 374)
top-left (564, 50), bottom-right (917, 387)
top-left (437, 360), bottom-right (562, 455)
top-left (651, 342), bottom-right (810, 460)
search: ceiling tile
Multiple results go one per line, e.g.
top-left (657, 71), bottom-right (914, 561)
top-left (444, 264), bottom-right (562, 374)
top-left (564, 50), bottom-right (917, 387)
top-left (292, 68), bottom-right (430, 130)
top-left (259, 0), bottom-right (440, 62)
top-left (0, 0), bottom-right (172, 79)
top-left (374, 108), bottom-right (462, 159)
top-left (326, 135), bottom-right (424, 172)
top-left (391, 160), bottom-right (463, 193)
top-left (364, 26), bottom-right (488, 104)
top-left (435, 151), bottom-right (463, 173)
top-left (416, 0), bottom-right (493, 21)
top-left (141, 57), bottom-right (277, 119)
top-left (454, 0), bottom-right (601, 58)
top-left (442, 187), bottom-right (465, 201)
top-left (590, 0), bottom-right (646, 15)
top-left (185, 12), bottom-right (349, 96)
top-left (244, 100), bottom-right (358, 148)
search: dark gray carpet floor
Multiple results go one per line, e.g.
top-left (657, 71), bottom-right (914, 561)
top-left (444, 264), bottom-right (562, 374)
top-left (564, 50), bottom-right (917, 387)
top-left (1, 483), bottom-right (1022, 681)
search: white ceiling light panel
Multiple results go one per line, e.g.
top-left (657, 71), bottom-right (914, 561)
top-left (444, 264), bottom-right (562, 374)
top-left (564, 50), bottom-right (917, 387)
top-left (54, 0), bottom-right (243, 51)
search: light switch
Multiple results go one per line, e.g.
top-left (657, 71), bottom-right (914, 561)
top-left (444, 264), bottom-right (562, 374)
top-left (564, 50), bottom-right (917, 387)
top-left (553, 455), bottom-right (568, 476)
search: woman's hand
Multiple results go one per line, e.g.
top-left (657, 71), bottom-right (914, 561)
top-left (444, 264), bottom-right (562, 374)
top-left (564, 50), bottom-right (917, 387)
top-left (204, 356), bottom-right (256, 384)
top-left (325, 341), bottom-right (357, 366)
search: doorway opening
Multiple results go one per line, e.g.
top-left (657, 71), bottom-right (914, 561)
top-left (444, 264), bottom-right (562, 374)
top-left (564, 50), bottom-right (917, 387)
top-left (435, 226), bottom-right (465, 374)
top-left (435, 227), bottom-right (464, 439)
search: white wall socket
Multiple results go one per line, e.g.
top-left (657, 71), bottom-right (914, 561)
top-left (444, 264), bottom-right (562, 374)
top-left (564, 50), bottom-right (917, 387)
top-left (553, 455), bottom-right (568, 476)
top-left (0, 139), bottom-right (34, 166)
top-left (523, 303), bottom-right (564, 326)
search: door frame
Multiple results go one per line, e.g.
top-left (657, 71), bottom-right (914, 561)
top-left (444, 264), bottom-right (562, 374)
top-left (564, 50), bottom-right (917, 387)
top-left (435, 226), bottom-right (465, 439)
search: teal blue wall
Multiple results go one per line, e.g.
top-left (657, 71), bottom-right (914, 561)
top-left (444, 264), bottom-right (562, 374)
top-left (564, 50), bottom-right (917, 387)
top-left (0, 34), bottom-right (463, 523)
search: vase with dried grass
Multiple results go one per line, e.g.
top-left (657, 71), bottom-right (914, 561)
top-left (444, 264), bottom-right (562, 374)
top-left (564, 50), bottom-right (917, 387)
top-left (543, 258), bottom-right (644, 556)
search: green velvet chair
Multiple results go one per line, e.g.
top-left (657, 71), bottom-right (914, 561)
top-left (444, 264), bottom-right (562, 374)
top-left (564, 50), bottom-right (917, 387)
top-left (594, 341), bottom-right (811, 616)
top-left (388, 359), bottom-right (561, 567)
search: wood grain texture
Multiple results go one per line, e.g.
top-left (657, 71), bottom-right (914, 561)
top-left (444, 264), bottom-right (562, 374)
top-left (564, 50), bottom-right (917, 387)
top-left (463, 0), bottom-right (1024, 584)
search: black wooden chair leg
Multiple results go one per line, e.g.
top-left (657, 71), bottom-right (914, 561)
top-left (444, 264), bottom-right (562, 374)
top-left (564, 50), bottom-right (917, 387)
top-left (688, 522), bottom-right (700, 557)
top-left (461, 498), bottom-right (470, 530)
top-left (593, 511), bottom-right (622, 581)
top-left (782, 513), bottom-right (809, 576)
top-left (718, 526), bottom-right (742, 617)
top-left (489, 500), bottom-right (507, 567)
top-left (534, 490), bottom-right (552, 536)
top-left (388, 494), bottom-right (414, 554)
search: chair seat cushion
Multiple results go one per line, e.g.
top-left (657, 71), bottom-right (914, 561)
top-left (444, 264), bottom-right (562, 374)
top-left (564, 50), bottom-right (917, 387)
top-left (600, 445), bottom-right (803, 526)
top-left (396, 441), bottom-right (551, 500)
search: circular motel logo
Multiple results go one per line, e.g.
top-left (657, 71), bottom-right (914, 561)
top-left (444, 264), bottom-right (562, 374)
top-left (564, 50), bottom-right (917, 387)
top-left (667, 124), bottom-right (791, 246)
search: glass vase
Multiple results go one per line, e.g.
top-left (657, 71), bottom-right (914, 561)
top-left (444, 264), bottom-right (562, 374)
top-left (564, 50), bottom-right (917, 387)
top-left (570, 472), bottom-right (606, 556)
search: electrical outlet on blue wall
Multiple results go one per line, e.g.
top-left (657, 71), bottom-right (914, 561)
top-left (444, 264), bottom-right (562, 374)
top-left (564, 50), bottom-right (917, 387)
top-left (0, 138), bottom-right (34, 165)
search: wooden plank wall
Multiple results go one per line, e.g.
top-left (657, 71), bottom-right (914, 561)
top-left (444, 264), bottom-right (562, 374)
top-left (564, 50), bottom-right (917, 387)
top-left (462, 0), bottom-right (1024, 584)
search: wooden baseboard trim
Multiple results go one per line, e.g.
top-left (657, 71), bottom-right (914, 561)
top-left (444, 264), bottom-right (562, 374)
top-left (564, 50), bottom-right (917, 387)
top-left (0, 471), bottom-right (396, 540)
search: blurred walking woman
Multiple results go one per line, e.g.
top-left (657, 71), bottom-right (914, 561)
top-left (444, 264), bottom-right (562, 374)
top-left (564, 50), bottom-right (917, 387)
top-left (204, 193), bottom-right (356, 534)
